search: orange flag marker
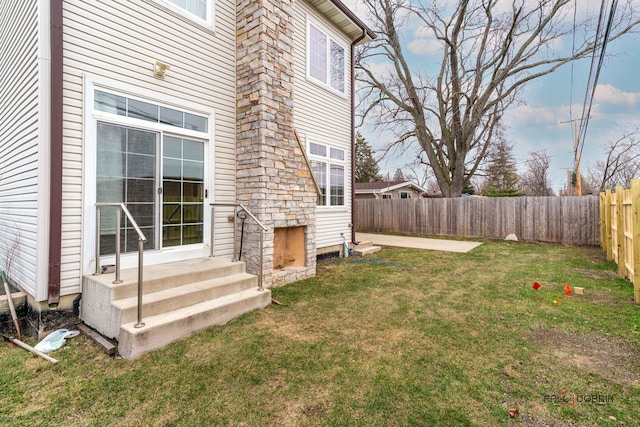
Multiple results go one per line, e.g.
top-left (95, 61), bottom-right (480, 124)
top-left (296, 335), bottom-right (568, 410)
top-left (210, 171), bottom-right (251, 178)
top-left (564, 283), bottom-right (572, 296)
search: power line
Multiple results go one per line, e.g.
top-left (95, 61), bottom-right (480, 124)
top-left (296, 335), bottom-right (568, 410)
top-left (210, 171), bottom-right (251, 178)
top-left (569, 0), bottom-right (578, 120)
top-left (576, 0), bottom-right (619, 171)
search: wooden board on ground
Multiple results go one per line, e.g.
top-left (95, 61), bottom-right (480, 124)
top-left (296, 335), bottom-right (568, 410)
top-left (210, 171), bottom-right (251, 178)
top-left (77, 323), bottom-right (117, 356)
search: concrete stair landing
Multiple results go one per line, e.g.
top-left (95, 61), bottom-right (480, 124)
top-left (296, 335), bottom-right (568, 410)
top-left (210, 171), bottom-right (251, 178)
top-left (81, 257), bottom-right (271, 360)
top-left (352, 241), bottom-right (382, 257)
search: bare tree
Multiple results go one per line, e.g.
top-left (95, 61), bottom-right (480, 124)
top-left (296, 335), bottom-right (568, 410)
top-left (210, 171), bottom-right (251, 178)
top-left (520, 150), bottom-right (555, 196)
top-left (0, 218), bottom-right (21, 278)
top-left (586, 126), bottom-right (640, 192)
top-left (402, 152), bottom-right (434, 188)
top-left (357, 0), bottom-right (640, 197)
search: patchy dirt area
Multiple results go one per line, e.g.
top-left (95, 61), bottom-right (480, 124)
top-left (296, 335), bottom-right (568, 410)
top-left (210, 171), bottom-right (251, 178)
top-left (529, 328), bottom-right (640, 388)
top-left (566, 267), bottom-right (619, 282)
top-left (515, 407), bottom-right (582, 427)
top-left (582, 290), bottom-right (637, 308)
top-left (505, 328), bottom-right (640, 426)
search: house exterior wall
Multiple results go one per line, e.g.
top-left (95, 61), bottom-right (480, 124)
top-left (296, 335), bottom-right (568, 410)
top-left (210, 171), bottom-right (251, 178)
top-left (1, 0), bottom-right (367, 300)
top-left (60, 0), bottom-right (238, 297)
top-left (395, 188), bottom-right (421, 199)
top-left (355, 186), bottom-right (423, 200)
top-left (0, 0), bottom-right (49, 298)
top-left (385, 188), bottom-right (421, 199)
top-left (293, 1), bottom-right (353, 250)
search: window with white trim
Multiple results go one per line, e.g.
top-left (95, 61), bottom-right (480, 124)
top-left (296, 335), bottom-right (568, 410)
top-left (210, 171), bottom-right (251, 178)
top-left (309, 142), bottom-right (345, 207)
top-left (95, 90), bottom-right (208, 132)
top-left (155, 0), bottom-right (214, 27)
top-left (307, 20), bottom-right (346, 94)
top-left (400, 191), bottom-right (411, 199)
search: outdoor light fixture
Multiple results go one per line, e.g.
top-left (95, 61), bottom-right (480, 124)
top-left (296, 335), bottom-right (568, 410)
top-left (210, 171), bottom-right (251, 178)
top-left (154, 60), bottom-right (171, 77)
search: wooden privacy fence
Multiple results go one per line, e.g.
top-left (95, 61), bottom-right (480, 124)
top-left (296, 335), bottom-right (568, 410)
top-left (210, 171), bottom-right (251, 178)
top-left (600, 182), bottom-right (640, 304)
top-left (355, 196), bottom-right (600, 246)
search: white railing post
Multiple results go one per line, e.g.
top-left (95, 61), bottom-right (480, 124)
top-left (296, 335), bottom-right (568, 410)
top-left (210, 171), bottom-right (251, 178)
top-left (114, 207), bottom-right (123, 284)
top-left (94, 206), bottom-right (101, 276)
top-left (95, 203), bottom-right (147, 326)
top-left (134, 239), bottom-right (145, 328)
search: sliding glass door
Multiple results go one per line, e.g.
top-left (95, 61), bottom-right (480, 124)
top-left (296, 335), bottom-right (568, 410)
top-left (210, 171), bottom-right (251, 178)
top-left (162, 136), bottom-right (205, 247)
top-left (96, 123), bottom-right (205, 255)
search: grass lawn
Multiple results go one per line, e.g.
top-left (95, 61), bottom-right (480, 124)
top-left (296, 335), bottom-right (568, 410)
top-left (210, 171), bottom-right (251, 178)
top-left (1, 240), bottom-right (639, 426)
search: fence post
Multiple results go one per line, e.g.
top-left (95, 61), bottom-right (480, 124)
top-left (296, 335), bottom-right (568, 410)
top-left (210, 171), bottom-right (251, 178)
top-left (599, 192), bottom-right (606, 251)
top-left (632, 180), bottom-right (640, 304)
top-left (605, 189), bottom-right (613, 261)
top-left (616, 186), bottom-right (625, 278)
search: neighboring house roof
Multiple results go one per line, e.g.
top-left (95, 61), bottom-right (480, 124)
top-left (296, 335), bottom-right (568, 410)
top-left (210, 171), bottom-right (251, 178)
top-left (355, 181), bottom-right (428, 194)
top-left (310, 0), bottom-right (376, 42)
top-left (422, 190), bottom-right (444, 198)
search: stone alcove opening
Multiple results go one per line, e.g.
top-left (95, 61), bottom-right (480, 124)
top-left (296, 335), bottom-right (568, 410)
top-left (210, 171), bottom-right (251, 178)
top-left (273, 226), bottom-right (306, 270)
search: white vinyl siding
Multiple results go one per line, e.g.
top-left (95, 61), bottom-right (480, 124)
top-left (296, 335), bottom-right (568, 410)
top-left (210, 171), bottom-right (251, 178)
top-left (295, 2), bottom-right (353, 250)
top-left (62, 0), bottom-right (237, 292)
top-left (0, 0), bottom-right (47, 298)
top-left (153, 0), bottom-right (214, 29)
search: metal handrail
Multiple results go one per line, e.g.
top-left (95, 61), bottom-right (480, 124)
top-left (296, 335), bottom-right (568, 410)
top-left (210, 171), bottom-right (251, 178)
top-left (210, 203), bottom-right (267, 291)
top-left (95, 203), bottom-right (147, 328)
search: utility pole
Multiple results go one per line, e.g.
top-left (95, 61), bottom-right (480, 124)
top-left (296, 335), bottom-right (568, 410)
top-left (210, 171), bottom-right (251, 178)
top-left (560, 118), bottom-right (585, 196)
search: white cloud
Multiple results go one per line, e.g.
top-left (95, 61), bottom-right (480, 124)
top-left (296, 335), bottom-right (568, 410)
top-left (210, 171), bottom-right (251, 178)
top-left (594, 84), bottom-right (640, 106)
top-left (507, 104), bottom-right (563, 127)
top-left (407, 38), bottom-right (441, 56)
top-left (364, 60), bottom-right (395, 77)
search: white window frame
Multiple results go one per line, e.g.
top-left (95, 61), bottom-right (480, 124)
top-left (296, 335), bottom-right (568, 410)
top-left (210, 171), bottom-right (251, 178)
top-left (400, 191), bottom-right (412, 199)
top-left (306, 16), bottom-right (348, 97)
top-left (308, 141), bottom-right (347, 209)
top-left (154, 0), bottom-right (215, 30)
top-left (82, 76), bottom-right (216, 275)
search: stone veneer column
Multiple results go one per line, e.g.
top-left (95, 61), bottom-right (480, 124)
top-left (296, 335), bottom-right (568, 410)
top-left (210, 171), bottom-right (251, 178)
top-left (236, 0), bottom-right (317, 287)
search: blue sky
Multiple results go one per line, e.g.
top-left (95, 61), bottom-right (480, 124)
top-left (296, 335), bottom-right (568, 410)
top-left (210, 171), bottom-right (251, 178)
top-left (344, 0), bottom-right (640, 192)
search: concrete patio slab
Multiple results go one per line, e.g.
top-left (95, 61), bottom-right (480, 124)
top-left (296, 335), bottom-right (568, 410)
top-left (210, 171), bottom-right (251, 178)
top-left (356, 233), bottom-right (483, 254)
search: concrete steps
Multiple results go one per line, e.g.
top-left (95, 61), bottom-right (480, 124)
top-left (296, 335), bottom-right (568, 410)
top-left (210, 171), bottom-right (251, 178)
top-left (118, 287), bottom-right (271, 360)
top-left (352, 241), bottom-right (382, 257)
top-left (81, 257), bottom-right (271, 360)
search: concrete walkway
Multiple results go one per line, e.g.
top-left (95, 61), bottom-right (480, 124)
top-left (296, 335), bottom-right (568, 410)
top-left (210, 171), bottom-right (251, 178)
top-left (356, 233), bottom-right (483, 254)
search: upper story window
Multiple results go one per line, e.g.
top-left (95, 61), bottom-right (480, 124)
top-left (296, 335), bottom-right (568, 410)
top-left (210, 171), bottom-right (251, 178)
top-left (309, 142), bottom-right (346, 207)
top-left (307, 19), bottom-right (346, 95)
top-left (155, 0), bottom-right (214, 28)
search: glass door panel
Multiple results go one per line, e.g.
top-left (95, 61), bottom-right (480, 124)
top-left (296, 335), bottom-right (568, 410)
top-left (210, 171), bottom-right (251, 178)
top-left (162, 136), bottom-right (205, 247)
top-left (97, 123), bottom-right (157, 255)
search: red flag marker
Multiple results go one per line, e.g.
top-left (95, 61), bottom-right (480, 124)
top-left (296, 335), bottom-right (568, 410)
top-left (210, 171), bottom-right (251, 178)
top-left (564, 283), bottom-right (572, 296)
top-left (532, 282), bottom-right (541, 290)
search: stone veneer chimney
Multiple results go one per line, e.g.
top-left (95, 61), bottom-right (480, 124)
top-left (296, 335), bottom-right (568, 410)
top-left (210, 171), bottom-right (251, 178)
top-left (236, 0), bottom-right (317, 287)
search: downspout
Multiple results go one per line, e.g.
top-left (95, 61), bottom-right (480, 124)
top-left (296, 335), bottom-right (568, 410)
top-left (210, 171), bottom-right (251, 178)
top-left (351, 29), bottom-right (366, 245)
top-left (48, 0), bottom-right (63, 305)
